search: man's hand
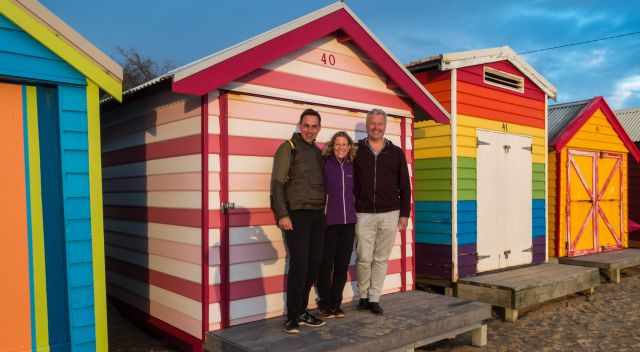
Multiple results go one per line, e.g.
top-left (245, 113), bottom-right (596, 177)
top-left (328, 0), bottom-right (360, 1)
top-left (398, 217), bottom-right (409, 231)
top-left (278, 216), bottom-right (293, 231)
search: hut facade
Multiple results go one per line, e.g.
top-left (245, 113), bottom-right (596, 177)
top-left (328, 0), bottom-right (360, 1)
top-left (100, 3), bottom-right (449, 350)
top-left (407, 47), bottom-right (557, 281)
top-left (612, 107), bottom-right (640, 246)
top-left (0, 1), bottom-right (123, 352)
top-left (547, 97), bottom-right (640, 257)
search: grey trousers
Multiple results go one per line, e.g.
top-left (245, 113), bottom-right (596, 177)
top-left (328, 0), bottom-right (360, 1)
top-left (356, 210), bottom-right (399, 302)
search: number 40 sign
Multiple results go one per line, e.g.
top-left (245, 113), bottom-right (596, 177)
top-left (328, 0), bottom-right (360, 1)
top-left (320, 52), bottom-right (336, 66)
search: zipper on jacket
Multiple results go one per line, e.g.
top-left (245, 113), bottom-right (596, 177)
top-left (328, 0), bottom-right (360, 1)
top-left (340, 160), bottom-right (347, 223)
top-left (373, 153), bottom-right (377, 213)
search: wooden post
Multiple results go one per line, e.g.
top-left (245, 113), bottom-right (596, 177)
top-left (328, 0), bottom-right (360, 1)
top-left (471, 324), bottom-right (488, 347)
top-left (504, 308), bottom-right (518, 322)
top-left (607, 268), bottom-right (621, 283)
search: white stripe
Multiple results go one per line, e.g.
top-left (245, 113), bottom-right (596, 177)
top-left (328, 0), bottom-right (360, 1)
top-left (108, 271), bottom-right (201, 319)
top-left (103, 116), bottom-right (205, 152)
top-left (106, 245), bottom-right (201, 283)
top-left (104, 219), bottom-right (202, 246)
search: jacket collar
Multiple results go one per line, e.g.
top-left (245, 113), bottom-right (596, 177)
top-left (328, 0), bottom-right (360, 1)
top-left (292, 132), bottom-right (316, 147)
top-left (360, 137), bottom-right (392, 154)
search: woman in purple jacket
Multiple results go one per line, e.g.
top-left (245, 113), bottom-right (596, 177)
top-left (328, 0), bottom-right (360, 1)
top-left (317, 131), bottom-right (357, 318)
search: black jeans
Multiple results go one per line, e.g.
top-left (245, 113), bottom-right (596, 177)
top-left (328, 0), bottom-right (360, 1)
top-left (317, 223), bottom-right (356, 310)
top-left (283, 209), bottom-right (325, 321)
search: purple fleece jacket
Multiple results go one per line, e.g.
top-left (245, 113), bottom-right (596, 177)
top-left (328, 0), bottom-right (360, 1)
top-left (324, 155), bottom-right (357, 225)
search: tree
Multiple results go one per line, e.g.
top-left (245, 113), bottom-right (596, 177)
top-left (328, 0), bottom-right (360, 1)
top-left (115, 47), bottom-right (176, 91)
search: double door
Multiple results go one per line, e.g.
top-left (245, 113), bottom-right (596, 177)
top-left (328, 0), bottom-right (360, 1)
top-left (567, 149), bottom-right (623, 256)
top-left (476, 130), bottom-right (533, 272)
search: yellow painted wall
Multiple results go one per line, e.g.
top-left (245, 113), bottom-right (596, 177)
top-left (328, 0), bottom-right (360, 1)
top-left (549, 108), bottom-right (630, 257)
top-left (414, 120), bottom-right (451, 159)
top-left (456, 114), bottom-right (545, 163)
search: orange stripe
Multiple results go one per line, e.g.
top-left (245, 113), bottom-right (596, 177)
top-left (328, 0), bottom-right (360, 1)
top-left (424, 79), bottom-right (451, 94)
top-left (0, 83), bottom-right (32, 352)
top-left (457, 81), bottom-right (545, 110)
top-left (458, 103), bottom-right (545, 129)
top-left (458, 91), bottom-right (545, 120)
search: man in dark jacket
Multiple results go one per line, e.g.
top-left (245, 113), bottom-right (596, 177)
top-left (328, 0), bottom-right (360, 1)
top-left (354, 108), bottom-right (410, 315)
top-left (271, 108), bottom-right (326, 334)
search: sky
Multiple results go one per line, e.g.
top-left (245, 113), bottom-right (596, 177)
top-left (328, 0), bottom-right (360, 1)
top-left (42, 0), bottom-right (640, 108)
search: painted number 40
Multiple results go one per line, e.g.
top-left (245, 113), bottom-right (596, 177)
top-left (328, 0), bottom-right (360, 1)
top-left (321, 53), bottom-right (336, 66)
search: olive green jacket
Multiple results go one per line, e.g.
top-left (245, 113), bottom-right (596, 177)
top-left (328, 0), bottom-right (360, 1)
top-left (270, 132), bottom-right (325, 220)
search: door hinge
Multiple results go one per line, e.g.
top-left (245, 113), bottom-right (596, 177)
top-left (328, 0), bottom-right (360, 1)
top-left (503, 249), bottom-right (511, 259)
top-left (477, 138), bottom-right (490, 146)
top-left (477, 254), bottom-right (491, 260)
top-left (503, 144), bottom-right (511, 153)
top-left (221, 202), bottom-right (236, 212)
top-left (522, 145), bottom-right (533, 152)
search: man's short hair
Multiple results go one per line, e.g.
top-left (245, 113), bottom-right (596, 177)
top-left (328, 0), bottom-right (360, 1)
top-left (366, 108), bottom-right (387, 123)
top-left (299, 108), bottom-right (322, 124)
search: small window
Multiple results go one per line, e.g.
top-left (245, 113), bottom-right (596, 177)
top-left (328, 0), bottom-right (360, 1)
top-left (483, 67), bottom-right (524, 93)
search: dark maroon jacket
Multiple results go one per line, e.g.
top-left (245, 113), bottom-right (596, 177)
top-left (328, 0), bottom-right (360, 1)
top-left (324, 155), bottom-right (357, 225)
top-left (354, 138), bottom-right (410, 217)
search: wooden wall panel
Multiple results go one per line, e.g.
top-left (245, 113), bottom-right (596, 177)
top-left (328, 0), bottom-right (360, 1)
top-left (102, 87), bottom-right (205, 338)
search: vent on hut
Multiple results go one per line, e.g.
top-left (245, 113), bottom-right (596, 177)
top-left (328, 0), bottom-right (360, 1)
top-left (483, 66), bottom-right (524, 93)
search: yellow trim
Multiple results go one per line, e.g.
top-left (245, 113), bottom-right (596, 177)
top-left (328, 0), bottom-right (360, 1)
top-left (0, 0), bottom-right (122, 101)
top-left (87, 80), bottom-right (108, 351)
top-left (26, 86), bottom-right (50, 350)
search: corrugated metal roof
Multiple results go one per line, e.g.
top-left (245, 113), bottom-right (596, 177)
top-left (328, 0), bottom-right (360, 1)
top-left (616, 107), bottom-right (640, 142)
top-left (548, 99), bottom-right (591, 143)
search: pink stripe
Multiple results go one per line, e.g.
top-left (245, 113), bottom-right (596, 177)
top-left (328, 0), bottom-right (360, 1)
top-left (106, 231), bottom-right (201, 265)
top-left (106, 206), bottom-right (203, 227)
top-left (209, 208), bottom-right (275, 228)
top-left (104, 173), bottom-right (202, 192)
top-left (230, 241), bottom-right (288, 264)
top-left (102, 135), bottom-right (202, 166)
top-left (237, 68), bottom-right (412, 111)
top-left (107, 257), bottom-right (203, 301)
top-left (212, 258), bottom-right (408, 302)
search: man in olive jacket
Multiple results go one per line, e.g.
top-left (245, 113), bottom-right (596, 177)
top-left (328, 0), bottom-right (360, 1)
top-left (354, 108), bottom-right (411, 315)
top-left (271, 108), bottom-right (326, 334)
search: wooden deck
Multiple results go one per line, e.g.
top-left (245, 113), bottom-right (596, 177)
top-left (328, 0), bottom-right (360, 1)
top-left (205, 291), bottom-right (491, 352)
top-left (456, 263), bottom-right (600, 322)
top-left (559, 249), bottom-right (640, 283)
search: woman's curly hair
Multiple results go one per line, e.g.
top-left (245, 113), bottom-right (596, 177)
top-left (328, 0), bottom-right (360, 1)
top-left (323, 131), bottom-right (357, 160)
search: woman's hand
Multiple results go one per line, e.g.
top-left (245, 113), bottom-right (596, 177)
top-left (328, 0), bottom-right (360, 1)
top-left (279, 216), bottom-right (293, 230)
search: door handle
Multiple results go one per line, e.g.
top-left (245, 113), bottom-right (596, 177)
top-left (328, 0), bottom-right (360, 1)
top-left (522, 247), bottom-right (533, 253)
top-left (477, 254), bottom-right (491, 260)
top-left (504, 249), bottom-right (511, 259)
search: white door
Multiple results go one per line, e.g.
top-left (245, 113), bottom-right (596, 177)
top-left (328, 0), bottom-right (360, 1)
top-left (503, 133), bottom-right (533, 267)
top-left (476, 130), bottom-right (532, 272)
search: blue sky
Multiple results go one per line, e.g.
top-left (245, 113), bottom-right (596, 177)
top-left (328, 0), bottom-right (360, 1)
top-left (42, 0), bottom-right (640, 108)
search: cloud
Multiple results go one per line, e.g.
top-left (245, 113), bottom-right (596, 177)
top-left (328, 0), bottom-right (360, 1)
top-left (610, 75), bottom-right (640, 108)
top-left (505, 5), bottom-right (624, 28)
top-left (584, 48), bottom-right (607, 67)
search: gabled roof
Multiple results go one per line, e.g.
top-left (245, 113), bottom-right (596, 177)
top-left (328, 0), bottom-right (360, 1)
top-left (407, 46), bottom-right (557, 100)
top-left (616, 107), bottom-right (640, 142)
top-left (170, 2), bottom-right (449, 123)
top-left (1, 0), bottom-right (123, 100)
top-left (548, 96), bottom-right (640, 161)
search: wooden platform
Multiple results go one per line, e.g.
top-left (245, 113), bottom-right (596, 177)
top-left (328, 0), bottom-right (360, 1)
top-left (559, 249), bottom-right (640, 283)
top-left (205, 291), bottom-right (491, 352)
top-left (456, 263), bottom-right (600, 322)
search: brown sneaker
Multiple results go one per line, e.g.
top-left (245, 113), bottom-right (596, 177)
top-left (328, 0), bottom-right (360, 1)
top-left (318, 307), bottom-right (335, 319)
top-left (333, 307), bottom-right (345, 318)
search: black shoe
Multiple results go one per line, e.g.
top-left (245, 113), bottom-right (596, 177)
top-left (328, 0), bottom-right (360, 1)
top-left (299, 311), bottom-right (326, 327)
top-left (333, 307), bottom-right (345, 318)
top-left (318, 307), bottom-right (335, 319)
top-left (357, 298), bottom-right (369, 310)
top-left (369, 302), bottom-right (384, 315)
top-left (284, 319), bottom-right (300, 334)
